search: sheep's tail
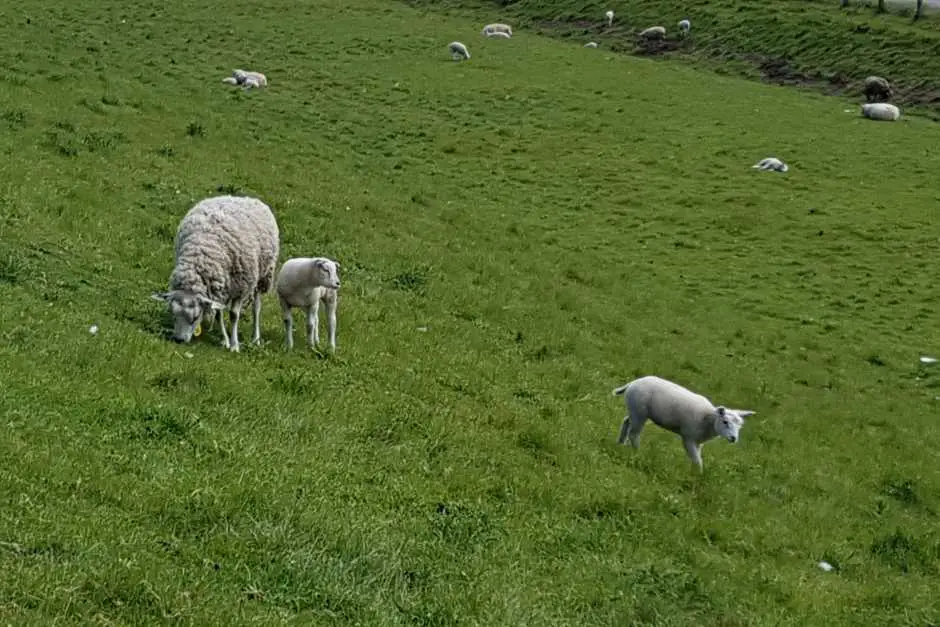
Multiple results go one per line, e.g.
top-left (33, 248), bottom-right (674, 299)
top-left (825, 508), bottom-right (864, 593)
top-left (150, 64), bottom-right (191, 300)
top-left (612, 383), bottom-right (630, 396)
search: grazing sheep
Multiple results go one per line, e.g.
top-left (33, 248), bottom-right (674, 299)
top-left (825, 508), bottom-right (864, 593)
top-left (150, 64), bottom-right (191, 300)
top-left (678, 19), bottom-right (691, 35)
top-left (486, 31), bottom-right (512, 39)
top-left (151, 195), bottom-right (280, 352)
top-left (584, 41), bottom-right (599, 48)
top-left (752, 157), bottom-right (789, 172)
top-left (448, 41), bottom-right (471, 61)
top-left (861, 102), bottom-right (901, 121)
top-left (276, 257), bottom-right (342, 352)
top-left (862, 75), bottom-right (892, 103)
top-left (481, 23), bottom-right (512, 37)
top-left (612, 376), bottom-right (754, 471)
top-left (605, 10), bottom-right (615, 26)
top-left (639, 26), bottom-right (666, 40)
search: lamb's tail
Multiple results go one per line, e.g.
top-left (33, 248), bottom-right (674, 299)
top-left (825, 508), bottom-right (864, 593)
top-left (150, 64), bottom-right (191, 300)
top-left (612, 383), bottom-right (630, 396)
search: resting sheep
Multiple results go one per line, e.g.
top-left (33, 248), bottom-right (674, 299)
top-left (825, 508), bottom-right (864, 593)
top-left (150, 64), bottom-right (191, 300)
top-left (639, 26), bottom-right (666, 40)
top-left (448, 41), bottom-right (471, 61)
top-left (752, 157), bottom-right (789, 172)
top-left (481, 23), bottom-right (512, 37)
top-left (678, 19), bottom-right (691, 35)
top-left (276, 257), bottom-right (342, 352)
top-left (605, 10), bottom-right (615, 27)
top-left (151, 195), bottom-right (280, 352)
top-left (612, 376), bottom-right (754, 471)
top-left (861, 102), bottom-right (900, 121)
top-left (862, 75), bottom-right (892, 103)
top-left (584, 42), bottom-right (599, 48)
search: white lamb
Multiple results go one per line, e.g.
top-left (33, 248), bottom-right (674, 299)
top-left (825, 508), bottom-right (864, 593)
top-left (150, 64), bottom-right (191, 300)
top-left (448, 41), bottom-right (471, 61)
top-left (678, 19), bottom-right (691, 35)
top-left (481, 23), bottom-right (512, 37)
top-left (151, 195), bottom-right (280, 352)
top-left (276, 257), bottom-right (342, 352)
top-left (861, 102), bottom-right (900, 121)
top-left (639, 26), bottom-right (666, 40)
top-left (232, 69), bottom-right (268, 87)
top-left (752, 157), bottom-right (789, 172)
top-left (486, 31), bottom-right (512, 39)
top-left (584, 42), bottom-right (599, 48)
top-left (605, 10), bottom-right (615, 26)
top-left (613, 376), bottom-right (754, 471)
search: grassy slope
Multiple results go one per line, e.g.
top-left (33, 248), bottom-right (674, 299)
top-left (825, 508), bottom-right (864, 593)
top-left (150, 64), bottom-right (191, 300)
top-left (1, 0), bottom-right (940, 623)
top-left (410, 0), bottom-right (940, 111)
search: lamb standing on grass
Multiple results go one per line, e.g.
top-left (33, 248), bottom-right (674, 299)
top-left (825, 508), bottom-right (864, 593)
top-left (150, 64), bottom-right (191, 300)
top-left (678, 19), bottom-right (691, 36)
top-left (612, 376), bottom-right (754, 471)
top-left (151, 195), bottom-right (280, 352)
top-left (481, 23), bottom-right (512, 37)
top-left (639, 26), bottom-right (667, 40)
top-left (276, 257), bottom-right (342, 352)
top-left (861, 102), bottom-right (901, 121)
top-left (448, 41), bottom-right (471, 61)
top-left (862, 75), bottom-right (892, 103)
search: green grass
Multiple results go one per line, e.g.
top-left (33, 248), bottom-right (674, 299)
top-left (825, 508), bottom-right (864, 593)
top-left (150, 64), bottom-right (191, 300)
top-left (411, 0), bottom-right (940, 113)
top-left (1, 0), bottom-right (940, 624)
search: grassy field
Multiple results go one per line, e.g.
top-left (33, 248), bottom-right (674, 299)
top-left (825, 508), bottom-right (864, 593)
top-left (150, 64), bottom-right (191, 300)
top-left (410, 0), bottom-right (940, 112)
top-left (1, 0), bottom-right (939, 624)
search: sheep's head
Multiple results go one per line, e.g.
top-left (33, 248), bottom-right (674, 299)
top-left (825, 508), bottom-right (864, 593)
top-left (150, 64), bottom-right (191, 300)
top-left (713, 406), bottom-right (753, 443)
top-left (310, 258), bottom-right (341, 290)
top-left (151, 290), bottom-right (224, 343)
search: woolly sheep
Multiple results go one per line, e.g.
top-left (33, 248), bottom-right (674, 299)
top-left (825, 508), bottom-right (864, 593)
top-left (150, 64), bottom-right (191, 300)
top-left (605, 10), bottom-right (615, 26)
top-left (678, 19), bottom-right (691, 35)
top-left (276, 257), bottom-right (342, 352)
top-left (584, 42), bottom-right (599, 48)
top-left (639, 26), bottom-right (666, 40)
top-left (861, 102), bottom-right (900, 121)
top-left (151, 195), bottom-right (280, 352)
top-left (448, 41), bottom-right (471, 61)
top-left (612, 376), bottom-right (755, 471)
top-left (481, 23), bottom-right (512, 37)
top-left (862, 75), bottom-right (892, 103)
top-left (232, 69), bottom-right (268, 87)
top-left (486, 31), bottom-right (512, 39)
top-left (752, 157), bottom-right (789, 172)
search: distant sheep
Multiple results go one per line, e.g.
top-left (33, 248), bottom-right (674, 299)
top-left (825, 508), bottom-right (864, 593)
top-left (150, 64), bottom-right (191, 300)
top-left (862, 76), bottom-right (892, 103)
top-left (605, 10), bottom-right (615, 26)
top-left (752, 157), bottom-right (789, 172)
top-left (223, 69), bottom-right (268, 89)
top-left (584, 41), bottom-right (599, 48)
top-left (481, 23), bottom-right (512, 37)
top-left (448, 41), bottom-right (471, 61)
top-left (678, 19), bottom-right (691, 35)
top-left (486, 31), bottom-right (512, 39)
top-left (639, 26), bottom-right (666, 40)
top-left (151, 196), bottom-right (280, 352)
top-left (861, 102), bottom-right (900, 121)
top-left (612, 376), bottom-right (754, 471)
top-left (276, 257), bottom-right (342, 352)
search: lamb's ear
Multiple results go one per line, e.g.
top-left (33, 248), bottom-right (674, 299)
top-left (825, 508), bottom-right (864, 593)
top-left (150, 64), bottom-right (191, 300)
top-left (715, 406), bottom-right (727, 417)
top-left (732, 409), bottom-right (755, 419)
top-left (197, 296), bottom-right (225, 311)
top-left (151, 291), bottom-right (170, 302)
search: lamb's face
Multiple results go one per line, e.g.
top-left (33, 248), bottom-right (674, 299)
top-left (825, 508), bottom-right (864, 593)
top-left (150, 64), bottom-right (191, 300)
top-left (312, 259), bottom-right (341, 290)
top-left (151, 290), bottom-right (219, 343)
top-left (714, 406), bottom-right (750, 443)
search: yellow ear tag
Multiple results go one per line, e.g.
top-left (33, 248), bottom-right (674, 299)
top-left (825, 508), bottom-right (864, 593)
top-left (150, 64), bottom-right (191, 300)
top-left (193, 323), bottom-right (202, 337)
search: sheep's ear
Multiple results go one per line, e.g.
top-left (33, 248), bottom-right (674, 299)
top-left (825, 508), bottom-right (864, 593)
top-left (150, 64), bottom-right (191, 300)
top-left (151, 291), bottom-right (169, 302)
top-left (197, 296), bottom-right (225, 311)
top-left (716, 406), bottom-right (727, 417)
top-left (733, 409), bottom-right (755, 419)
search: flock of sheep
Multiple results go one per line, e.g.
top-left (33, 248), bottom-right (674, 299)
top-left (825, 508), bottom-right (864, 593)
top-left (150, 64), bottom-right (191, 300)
top-left (148, 13), bottom-right (909, 474)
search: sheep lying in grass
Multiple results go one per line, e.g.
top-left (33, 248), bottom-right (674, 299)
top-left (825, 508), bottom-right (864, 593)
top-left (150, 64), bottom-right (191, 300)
top-left (752, 157), bottom-right (789, 172)
top-left (222, 69), bottom-right (268, 89)
top-left (276, 257), bottom-right (342, 352)
top-left (613, 376), bottom-right (754, 471)
top-left (639, 26), bottom-right (666, 40)
top-left (678, 19), bottom-right (691, 35)
top-left (152, 196), bottom-right (280, 352)
top-left (861, 102), bottom-right (900, 121)
top-left (862, 75), bottom-right (892, 103)
top-left (584, 42), bottom-right (599, 48)
top-left (481, 23), bottom-right (512, 37)
top-left (448, 41), bottom-right (471, 61)
top-left (605, 10), bottom-right (615, 26)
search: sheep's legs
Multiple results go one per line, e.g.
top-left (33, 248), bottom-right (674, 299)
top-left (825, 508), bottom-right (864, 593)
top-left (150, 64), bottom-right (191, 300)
top-left (250, 293), bottom-right (262, 345)
top-left (683, 439), bottom-right (704, 472)
top-left (228, 303), bottom-right (243, 352)
top-left (617, 416), bottom-right (631, 445)
top-left (217, 309), bottom-right (232, 349)
top-left (618, 413), bottom-right (645, 449)
top-left (281, 301), bottom-right (294, 350)
top-left (306, 304), bottom-right (319, 349)
top-left (326, 296), bottom-right (337, 352)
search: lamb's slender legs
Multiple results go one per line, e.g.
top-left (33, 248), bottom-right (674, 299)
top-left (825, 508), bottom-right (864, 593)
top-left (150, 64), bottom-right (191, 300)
top-left (251, 293), bottom-right (262, 345)
top-left (617, 416), bottom-right (631, 445)
top-left (305, 304), bottom-right (318, 349)
top-left (218, 309), bottom-right (231, 349)
top-left (326, 296), bottom-right (337, 352)
top-left (228, 303), bottom-right (243, 352)
top-left (618, 412), bottom-right (646, 448)
top-left (281, 301), bottom-right (294, 350)
top-left (683, 439), bottom-right (704, 472)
